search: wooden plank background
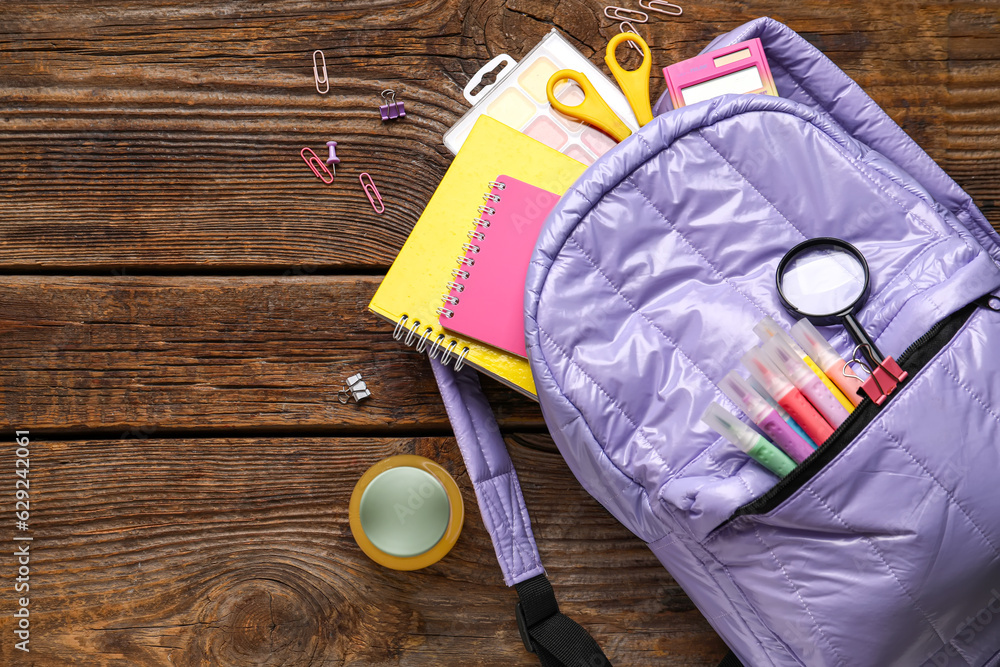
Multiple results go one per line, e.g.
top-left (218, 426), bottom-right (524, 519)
top-left (0, 0), bottom-right (997, 664)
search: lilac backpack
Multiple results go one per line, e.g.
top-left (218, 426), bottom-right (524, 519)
top-left (432, 18), bottom-right (1000, 667)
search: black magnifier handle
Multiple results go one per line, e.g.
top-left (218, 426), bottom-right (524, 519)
top-left (842, 313), bottom-right (884, 364)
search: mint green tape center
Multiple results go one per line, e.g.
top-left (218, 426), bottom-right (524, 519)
top-left (359, 467), bottom-right (450, 557)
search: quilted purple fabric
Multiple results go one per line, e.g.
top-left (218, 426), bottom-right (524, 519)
top-left (524, 17), bottom-right (1000, 667)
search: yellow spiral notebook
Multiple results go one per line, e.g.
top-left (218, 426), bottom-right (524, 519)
top-left (368, 116), bottom-right (588, 398)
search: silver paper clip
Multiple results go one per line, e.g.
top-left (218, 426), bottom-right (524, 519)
top-left (339, 373), bottom-right (371, 404)
top-left (639, 0), bottom-right (683, 15)
top-left (312, 50), bottom-right (329, 95)
top-left (619, 21), bottom-right (645, 53)
top-left (604, 5), bottom-right (649, 22)
top-left (359, 172), bottom-right (385, 214)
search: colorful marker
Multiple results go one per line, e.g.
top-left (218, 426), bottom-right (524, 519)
top-left (790, 318), bottom-right (866, 407)
top-left (763, 337), bottom-right (850, 429)
top-left (718, 371), bottom-right (815, 463)
top-left (701, 402), bottom-right (797, 478)
top-left (742, 346), bottom-right (835, 445)
top-left (754, 317), bottom-right (855, 413)
top-left (748, 375), bottom-right (817, 448)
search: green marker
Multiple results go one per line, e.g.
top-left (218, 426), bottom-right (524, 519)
top-left (701, 402), bottom-right (797, 478)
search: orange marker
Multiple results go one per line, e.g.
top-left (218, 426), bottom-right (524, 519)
top-left (791, 319), bottom-right (866, 407)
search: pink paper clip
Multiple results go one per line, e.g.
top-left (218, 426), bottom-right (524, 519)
top-left (301, 147), bottom-right (334, 183)
top-left (359, 172), bottom-right (384, 213)
top-left (312, 50), bottom-right (329, 95)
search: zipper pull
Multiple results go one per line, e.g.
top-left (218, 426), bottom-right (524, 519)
top-left (973, 293), bottom-right (1000, 312)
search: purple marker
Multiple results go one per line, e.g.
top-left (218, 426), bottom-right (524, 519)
top-left (718, 371), bottom-right (815, 463)
top-left (747, 375), bottom-right (817, 449)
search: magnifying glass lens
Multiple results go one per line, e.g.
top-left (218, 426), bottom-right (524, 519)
top-left (779, 243), bottom-right (867, 317)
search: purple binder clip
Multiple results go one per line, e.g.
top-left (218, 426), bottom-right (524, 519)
top-left (379, 89), bottom-right (406, 121)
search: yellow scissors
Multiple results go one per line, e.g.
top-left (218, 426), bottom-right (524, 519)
top-left (546, 32), bottom-right (654, 143)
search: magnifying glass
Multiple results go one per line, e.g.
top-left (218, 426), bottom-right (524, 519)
top-left (775, 238), bottom-right (884, 367)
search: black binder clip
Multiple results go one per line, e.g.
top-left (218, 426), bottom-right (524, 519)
top-left (379, 89), bottom-right (406, 121)
top-left (339, 373), bottom-right (371, 404)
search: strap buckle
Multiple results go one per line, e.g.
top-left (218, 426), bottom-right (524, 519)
top-left (514, 602), bottom-right (535, 653)
top-left (514, 575), bottom-right (612, 666)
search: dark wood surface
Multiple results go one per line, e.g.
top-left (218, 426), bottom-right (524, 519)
top-left (0, 1), bottom-right (997, 665)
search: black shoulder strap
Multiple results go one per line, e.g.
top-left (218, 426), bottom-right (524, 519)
top-left (514, 574), bottom-right (612, 667)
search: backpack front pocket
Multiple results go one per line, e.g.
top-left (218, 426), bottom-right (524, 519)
top-left (727, 295), bottom-right (994, 522)
top-left (698, 301), bottom-right (1000, 667)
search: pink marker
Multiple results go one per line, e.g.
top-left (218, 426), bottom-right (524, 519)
top-left (763, 337), bottom-right (849, 429)
top-left (755, 316), bottom-right (855, 415)
top-left (718, 372), bottom-right (814, 463)
top-left (743, 347), bottom-right (835, 445)
top-left (791, 318), bottom-right (865, 407)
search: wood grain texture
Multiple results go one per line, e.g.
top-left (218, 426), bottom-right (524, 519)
top-left (0, 1), bottom-right (996, 271)
top-left (0, 275), bottom-right (543, 433)
top-left (1, 1), bottom-right (999, 664)
top-left (0, 435), bottom-right (728, 666)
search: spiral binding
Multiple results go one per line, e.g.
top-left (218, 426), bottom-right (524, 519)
top-left (388, 179), bottom-right (504, 373)
top-left (438, 180), bottom-right (501, 323)
top-left (392, 314), bottom-right (471, 370)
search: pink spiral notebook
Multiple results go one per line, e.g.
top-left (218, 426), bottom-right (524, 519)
top-left (438, 175), bottom-right (560, 358)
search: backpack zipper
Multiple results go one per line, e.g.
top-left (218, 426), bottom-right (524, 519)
top-left (726, 296), bottom-right (993, 522)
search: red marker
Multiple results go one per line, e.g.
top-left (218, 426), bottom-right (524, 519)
top-left (742, 347), bottom-right (835, 445)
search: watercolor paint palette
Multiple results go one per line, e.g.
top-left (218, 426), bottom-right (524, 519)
top-left (443, 30), bottom-right (640, 166)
